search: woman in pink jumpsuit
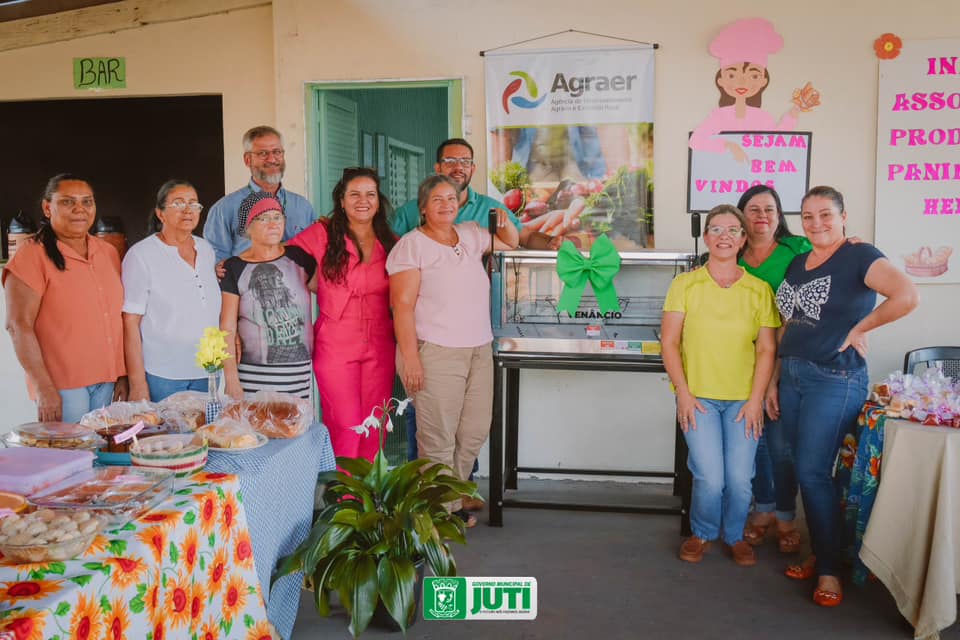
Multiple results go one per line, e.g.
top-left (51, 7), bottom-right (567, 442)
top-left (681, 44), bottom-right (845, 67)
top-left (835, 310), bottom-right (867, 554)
top-left (288, 168), bottom-right (397, 462)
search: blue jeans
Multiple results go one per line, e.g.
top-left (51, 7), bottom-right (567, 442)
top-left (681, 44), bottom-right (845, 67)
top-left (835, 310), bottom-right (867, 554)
top-left (750, 416), bottom-right (797, 521)
top-left (779, 357), bottom-right (868, 577)
top-left (683, 398), bottom-right (758, 545)
top-left (405, 403), bottom-right (479, 479)
top-left (145, 372), bottom-right (208, 403)
top-left (59, 382), bottom-right (115, 423)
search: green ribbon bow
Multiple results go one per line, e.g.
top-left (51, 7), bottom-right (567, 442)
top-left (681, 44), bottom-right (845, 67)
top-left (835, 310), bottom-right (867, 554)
top-left (556, 234), bottom-right (622, 317)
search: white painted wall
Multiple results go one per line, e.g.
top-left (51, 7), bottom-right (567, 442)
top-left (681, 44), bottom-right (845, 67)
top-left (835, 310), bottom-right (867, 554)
top-left (1, 0), bottom-right (958, 464)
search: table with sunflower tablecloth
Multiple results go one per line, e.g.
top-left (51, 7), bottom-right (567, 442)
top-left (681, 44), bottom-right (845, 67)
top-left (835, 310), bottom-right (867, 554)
top-left (0, 472), bottom-right (272, 640)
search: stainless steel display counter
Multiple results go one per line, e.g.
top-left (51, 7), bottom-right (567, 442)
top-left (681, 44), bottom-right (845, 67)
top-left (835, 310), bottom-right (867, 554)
top-left (488, 249), bottom-right (695, 532)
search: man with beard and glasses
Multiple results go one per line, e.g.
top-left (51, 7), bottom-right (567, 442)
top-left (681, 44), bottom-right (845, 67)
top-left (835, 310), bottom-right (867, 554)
top-left (204, 125), bottom-right (317, 263)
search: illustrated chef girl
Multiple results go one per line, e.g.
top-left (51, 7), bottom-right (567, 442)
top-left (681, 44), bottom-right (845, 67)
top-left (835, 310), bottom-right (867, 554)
top-left (689, 18), bottom-right (820, 160)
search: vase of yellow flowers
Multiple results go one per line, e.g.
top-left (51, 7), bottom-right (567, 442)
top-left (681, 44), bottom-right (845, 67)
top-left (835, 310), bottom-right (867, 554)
top-left (196, 327), bottom-right (232, 423)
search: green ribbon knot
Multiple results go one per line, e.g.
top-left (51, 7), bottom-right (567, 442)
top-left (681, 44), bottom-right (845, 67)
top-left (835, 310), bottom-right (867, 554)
top-left (556, 234), bottom-right (622, 317)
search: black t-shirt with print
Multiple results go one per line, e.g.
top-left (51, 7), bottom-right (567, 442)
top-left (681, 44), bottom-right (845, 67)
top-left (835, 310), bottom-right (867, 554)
top-left (220, 245), bottom-right (317, 365)
top-left (776, 241), bottom-right (884, 371)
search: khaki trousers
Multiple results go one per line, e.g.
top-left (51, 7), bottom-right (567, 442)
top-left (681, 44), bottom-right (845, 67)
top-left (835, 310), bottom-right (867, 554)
top-left (399, 341), bottom-right (493, 504)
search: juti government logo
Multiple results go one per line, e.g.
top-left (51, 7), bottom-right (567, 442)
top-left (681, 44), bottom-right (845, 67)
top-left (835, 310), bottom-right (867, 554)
top-left (423, 577), bottom-right (538, 620)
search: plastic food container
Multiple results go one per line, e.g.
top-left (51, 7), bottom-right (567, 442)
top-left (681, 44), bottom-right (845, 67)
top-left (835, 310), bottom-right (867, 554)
top-left (2, 422), bottom-right (104, 451)
top-left (0, 511), bottom-right (102, 563)
top-left (0, 448), bottom-right (95, 496)
top-left (129, 434), bottom-right (208, 476)
top-left (97, 423), bottom-right (174, 454)
top-left (30, 467), bottom-right (175, 530)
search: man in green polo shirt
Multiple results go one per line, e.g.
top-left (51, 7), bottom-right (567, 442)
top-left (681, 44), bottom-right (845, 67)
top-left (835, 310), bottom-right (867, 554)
top-left (390, 137), bottom-right (558, 250)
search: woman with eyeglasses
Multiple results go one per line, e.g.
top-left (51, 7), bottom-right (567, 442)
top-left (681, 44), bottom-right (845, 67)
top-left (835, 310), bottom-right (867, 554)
top-left (220, 192), bottom-right (316, 400)
top-left (387, 174), bottom-right (519, 528)
top-left (776, 186), bottom-right (917, 607)
top-left (661, 204), bottom-right (779, 567)
top-left (287, 167), bottom-right (397, 462)
top-left (122, 179), bottom-right (222, 402)
top-left (3, 173), bottom-right (127, 422)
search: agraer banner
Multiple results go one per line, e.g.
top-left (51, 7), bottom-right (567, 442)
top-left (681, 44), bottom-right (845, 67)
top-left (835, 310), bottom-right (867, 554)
top-left (485, 46), bottom-right (656, 249)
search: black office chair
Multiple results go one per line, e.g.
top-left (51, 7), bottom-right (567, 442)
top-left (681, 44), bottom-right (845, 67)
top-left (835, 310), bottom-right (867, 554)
top-left (903, 346), bottom-right (960, 380)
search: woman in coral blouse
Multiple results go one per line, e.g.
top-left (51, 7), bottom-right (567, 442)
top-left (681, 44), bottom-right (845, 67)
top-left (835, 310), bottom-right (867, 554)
top-left (287, 167), bottom-right (397, 462)
top-left (3, 174), bottom-right (127, 422)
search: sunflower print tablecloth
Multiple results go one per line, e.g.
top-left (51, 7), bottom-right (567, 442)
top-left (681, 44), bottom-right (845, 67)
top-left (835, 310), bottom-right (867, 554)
top-left (836, 402), bottom-right (887, 586)
top-left (0, 472), bottom-right (271, 640)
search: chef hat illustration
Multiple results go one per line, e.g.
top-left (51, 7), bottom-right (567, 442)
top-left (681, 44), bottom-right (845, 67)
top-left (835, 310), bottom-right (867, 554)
top-left (709, 18), bottom-right (784, 68)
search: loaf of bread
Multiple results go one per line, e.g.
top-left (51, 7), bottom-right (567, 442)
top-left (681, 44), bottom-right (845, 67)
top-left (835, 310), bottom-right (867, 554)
top-left (199, 423), bottom-right (260, 449)
top-left (220, 395), bottom-right (310, 439)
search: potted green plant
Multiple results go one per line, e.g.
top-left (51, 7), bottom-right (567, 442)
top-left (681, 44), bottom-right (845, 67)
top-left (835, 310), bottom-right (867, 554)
top-left (274, 397), bottom-right (480, 637)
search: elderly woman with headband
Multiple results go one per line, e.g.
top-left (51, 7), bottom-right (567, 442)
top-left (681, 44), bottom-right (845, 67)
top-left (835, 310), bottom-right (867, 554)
top-left (219, 192), bottom-right (316, 400)
top-left (662, 204), bottom-right (779, 567)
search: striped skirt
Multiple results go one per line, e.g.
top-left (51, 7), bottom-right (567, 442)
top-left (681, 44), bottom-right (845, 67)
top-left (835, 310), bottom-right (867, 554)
top-left (236, 360), bottom-right (313, 400)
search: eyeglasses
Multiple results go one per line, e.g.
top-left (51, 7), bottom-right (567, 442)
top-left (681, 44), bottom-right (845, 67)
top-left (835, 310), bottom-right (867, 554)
top-left (55, 197), bottom-right (95, 209)
top-left (165, 200), bottom-right (204, 213)
top-left (248, 149), bottom-right (285, 160)
top-left (439, 157), bottom-right (474, 168)
top-left (706, 225), bottom-right (745, 237)
top-left (252, 213), bottom-right (285, 224)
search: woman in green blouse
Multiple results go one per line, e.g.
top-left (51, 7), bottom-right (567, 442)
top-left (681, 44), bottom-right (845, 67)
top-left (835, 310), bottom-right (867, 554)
top-left (737, 185), bottom-right (810, 553)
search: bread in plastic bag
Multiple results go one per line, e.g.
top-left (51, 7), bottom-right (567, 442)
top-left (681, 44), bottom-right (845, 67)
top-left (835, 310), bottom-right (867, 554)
top-left (197, 419), bottom-right (261, 449)
top-left (218, 390), bottom-right (311, 439)
top-left (156, 391), bottom-right (209, 432)
top-left (80, 401), bottom-right (162, 430)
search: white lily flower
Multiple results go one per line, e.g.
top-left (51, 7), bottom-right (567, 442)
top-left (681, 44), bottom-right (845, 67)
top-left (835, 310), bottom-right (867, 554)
top-left (352, 424), bottom-right (369, 437)
top-left (362, 414), bottom-right (381, 431)
top-left (395, 398), bottom-right (411, 416)
top-left (384, 416), bottom-right (394, 433)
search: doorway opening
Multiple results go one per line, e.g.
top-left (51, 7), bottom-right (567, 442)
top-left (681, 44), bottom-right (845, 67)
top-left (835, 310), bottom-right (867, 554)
top-left (306, 79), bottom-right (463, 216)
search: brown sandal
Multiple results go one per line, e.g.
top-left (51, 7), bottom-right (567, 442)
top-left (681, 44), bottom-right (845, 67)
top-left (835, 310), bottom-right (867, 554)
top-left (743, 523), bottom-right (770, 546)
top-left (777, 529), bottom-right (801, 553)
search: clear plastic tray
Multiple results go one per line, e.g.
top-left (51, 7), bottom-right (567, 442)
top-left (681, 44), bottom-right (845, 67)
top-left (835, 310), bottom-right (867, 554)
top-left (2, 422), bottom-right (105, 451)
top-left (29, 466), bottom-right (175, 529)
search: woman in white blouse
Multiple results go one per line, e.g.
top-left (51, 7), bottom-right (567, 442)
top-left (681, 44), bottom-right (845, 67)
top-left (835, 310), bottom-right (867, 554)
top-left (123, 179), bottom-right (222, 401)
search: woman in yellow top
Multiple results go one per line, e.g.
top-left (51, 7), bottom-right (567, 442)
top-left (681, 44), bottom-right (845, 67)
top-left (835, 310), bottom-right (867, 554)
top-left (661, 204), bottom-right (779, 567)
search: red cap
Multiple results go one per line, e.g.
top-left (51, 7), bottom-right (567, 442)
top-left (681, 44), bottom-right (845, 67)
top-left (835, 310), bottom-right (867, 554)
top-left (247, 197), bottom-right (282, 225)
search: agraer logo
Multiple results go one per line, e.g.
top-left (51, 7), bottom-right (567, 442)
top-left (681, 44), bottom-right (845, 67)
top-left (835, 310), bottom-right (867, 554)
top-left (423, 577), bottom-right (538, 620)
top-left (502, 71), bottom-right (547, 113)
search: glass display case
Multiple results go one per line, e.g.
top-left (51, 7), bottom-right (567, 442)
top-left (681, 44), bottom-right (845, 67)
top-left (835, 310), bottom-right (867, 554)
top-left (493, 250), bottom-right (697, 360)
top-left (488, 248), bottom-right (697, 528)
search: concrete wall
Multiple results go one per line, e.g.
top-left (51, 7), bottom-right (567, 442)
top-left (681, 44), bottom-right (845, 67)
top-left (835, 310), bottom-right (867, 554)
top-left (2, 1), bottom-right (958, 454)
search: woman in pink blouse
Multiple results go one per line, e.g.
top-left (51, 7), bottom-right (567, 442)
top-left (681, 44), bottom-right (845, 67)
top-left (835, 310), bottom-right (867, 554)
top-left (288, 168), bottom-right (397, 462)
top-left (387, 174), bottom-right (518, 526)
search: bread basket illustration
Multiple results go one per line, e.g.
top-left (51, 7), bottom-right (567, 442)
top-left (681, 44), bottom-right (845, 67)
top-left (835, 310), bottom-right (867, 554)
top-left (903, 245), bottom-right (952, 277)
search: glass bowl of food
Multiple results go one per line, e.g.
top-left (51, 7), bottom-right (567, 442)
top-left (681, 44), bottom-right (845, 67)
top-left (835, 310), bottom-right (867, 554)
top-left (0, 509), bottom-right (102, 563)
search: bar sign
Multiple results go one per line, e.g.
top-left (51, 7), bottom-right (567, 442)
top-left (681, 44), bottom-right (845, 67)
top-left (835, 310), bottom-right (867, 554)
top-left (73, 57), bottom-right (126, 89)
